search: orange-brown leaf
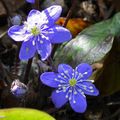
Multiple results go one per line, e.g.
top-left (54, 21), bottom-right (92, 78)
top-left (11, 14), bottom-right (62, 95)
top-left (56, 17), bottom-right (90, 37)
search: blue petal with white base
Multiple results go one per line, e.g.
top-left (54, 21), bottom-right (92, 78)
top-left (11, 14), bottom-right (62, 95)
top-left (8, 6), bottom-right (72, 60)
top-left (70, 93), bottom-right (87, 113)
top-left (19, 37), bottom-right (36, 60)
top-left (36, 36), bottom-right (52, 61)
top-left (52, 90), bottom-right (68, 108)
top-left (76, 63), bottom-right (93, 79)
top-left (8, 25), bottom-right (30, 41)
top-left (40, 72), bottom-right (59, 88)
top-left (41, 5), bottom-right (62, 27)
top-left (58, 64), bottom-right (73, 79)
top-left (45, 25), bottom-right (72, 43)
top-left (40, 63), bottom-right (99, 113)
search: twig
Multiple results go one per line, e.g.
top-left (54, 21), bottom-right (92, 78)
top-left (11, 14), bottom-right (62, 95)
top-left (63, 0), bottom-right (78, 27)
top-left (33, 0), bottom-right (39, 10)
top-left (98, 0), bottom-right (114, 20)
top-left (97, 0), bottom-right (109, 19)
top-left (0, 31), bottom-right (7, 39)
top-left (104, 5), bottom-right (114, 19)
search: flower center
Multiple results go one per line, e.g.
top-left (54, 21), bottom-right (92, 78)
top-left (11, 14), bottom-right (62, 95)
top-left (69, 78), bottom-right (77, 86)
top-left (31, 26), bottom-right (40, 36)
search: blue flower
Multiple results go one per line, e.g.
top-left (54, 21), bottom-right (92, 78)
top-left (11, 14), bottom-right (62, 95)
top-left (8, 5), bottom-right (72, 61)
top-left (40, 63), bottom-right (99, 113)
top-left (26, 0), bottom-right (35, 3)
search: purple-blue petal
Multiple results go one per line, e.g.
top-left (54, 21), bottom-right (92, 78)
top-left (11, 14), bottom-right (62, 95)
top-left (40, 72), bottom-right (59, 88)
top-left (76, 63), bottom-right (92, 79)
top-left (52, 90), bottom-right (68, 108)
top-left (36, 36), bottom-right (52, 61)
top-left (26, 0), bottom-right (35, 3)
top-left (58, 64), bottom-right (73, 79)
top-left (70, 93), bottom-right (87, 113)
top-left (81, 82), bottom-right (99, 96)
top-left (44, 25), bottom-right (72, 43)
top-left (8, 25), bottom-right (30, 41)
top-left (41, 5), bottom-right (62, 26)
top-left (27, 10), bottom-right (41, 25)
top-left (19, 37), bottom-right (36, 60)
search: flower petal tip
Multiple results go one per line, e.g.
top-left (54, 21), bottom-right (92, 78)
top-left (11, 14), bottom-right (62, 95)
top-left (26, 0), bottom-right (35, 3)
top-left (39, 52), bottom-right (50, 61)
top-left (95, 89), bottom-right (99, 96)
top-left (49, 5), bottom-right (62, 13)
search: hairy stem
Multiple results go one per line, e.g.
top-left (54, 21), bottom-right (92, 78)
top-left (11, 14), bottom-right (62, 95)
top-left (23, 0), bottom-right (39, 84)
top-left (24, 58), bottom-right (33, 84)
top-left (47, 56), bottom-right (57, 72)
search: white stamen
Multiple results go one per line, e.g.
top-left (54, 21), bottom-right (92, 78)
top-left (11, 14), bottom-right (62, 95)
top-left (62, 86), bottom-right (66, 90)
top-left (58, 75), bottom-right (61, 78)
top-left (74, 91), bottom-right (77, 94)
top-left (64, 75), bottom-right (67, 78)
top-left (83, 86), bottom-right (87, 89)
top-left (84, 72), bottom-right (88, 74)
top-left (75, 71), bottom-right (78, 74)
top-left (41, 34), bottom-right (49, 40)
top-left (56, 90), bottom-right (60, 93)
top-left (65, 70), bottom-right (68, 73)
top-left (61, 73), bottom-right (64, 76)
top-left (69, 97), bottom-right (72, 100)
top-left (90, 90), bottom-right (94, 92)
top-left (38, 50), bottom-right (41, 54)
top-left (63, 88), bottom-right (66, 92)
top-left (90, 80), bottom-right (94, 83)
top-left (81, 92), bottom-right (86, 98)
top-left (72, 73), bottom-right (74, 76)
top-left (79, 73), bottom-right (83, 77)
top-left (32, 40), bottom-right (35, 46)
top-left (65, 95), bottom-right (68, 98)
top-left (54, 78), bottom-right (58, 81)
top-left (75, 67), bottom-right (78, 70)
top-left (73, 100), bottom-right (76, 103)
top-left (69, 89), bottom-right (72, 93)
top-left (40, 40), bottom-right (43, 44)
top-left (78, 89), bottom-right (82, 92)
top-left (58, 84), bottom-right (61, 87)
top-left (60, 80), bottom-right (65, 83)
top-left (89, 86), bottom-right (93, 89)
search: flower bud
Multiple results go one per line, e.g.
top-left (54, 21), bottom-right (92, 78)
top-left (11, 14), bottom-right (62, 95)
top-left (11, 15), bottom-right (22, 25)
top-left (11, 79), bottom-right (28, 97)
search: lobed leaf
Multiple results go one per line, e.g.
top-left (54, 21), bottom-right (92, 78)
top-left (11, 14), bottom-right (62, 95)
top-left (0, 108), bottom-right (55, 120)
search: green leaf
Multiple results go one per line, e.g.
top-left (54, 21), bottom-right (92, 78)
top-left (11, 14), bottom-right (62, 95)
top-left (54, 12), bottom-right (120, 67)
top-left (0, 108), bottom-right (55, 120)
